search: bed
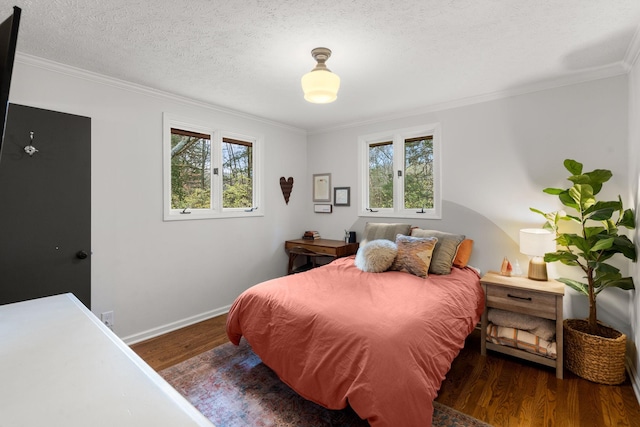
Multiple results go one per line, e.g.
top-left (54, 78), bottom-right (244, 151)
top-left (226, 226), bottom-right (484, 427)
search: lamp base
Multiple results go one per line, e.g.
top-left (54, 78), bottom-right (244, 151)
top-left (528, 257), bottom-right (548, 281)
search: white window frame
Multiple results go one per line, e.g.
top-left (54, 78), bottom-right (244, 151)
top-left (163, 113), bottom-right (263, 221)
top-left (358, 123), bottom-right (441, 219)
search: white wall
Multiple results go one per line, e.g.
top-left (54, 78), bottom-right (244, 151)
top-left (307, 75), bottom-right (632, 333)
top-left (628, 51), bottom-right (640, 397)
top-left (9, 55), bottom-right (309, 342)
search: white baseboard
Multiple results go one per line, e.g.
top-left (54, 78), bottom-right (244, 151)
top-left (122, 304), bottom-right (231, 345)
top-left (626, 356), bottom-right (640, 404)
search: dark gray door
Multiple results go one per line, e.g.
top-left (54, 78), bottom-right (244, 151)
top-left (0, 103), bottom-right (91, 307)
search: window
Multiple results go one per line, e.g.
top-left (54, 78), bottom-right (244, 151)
top-left (222, 137), bottom-right (253, 209)
top-left (163, 114), bottom-right (262, 220)
top-left (170, 128), bottom-right (212, 210)
top-left (358, 124), bottom-right (441, 219)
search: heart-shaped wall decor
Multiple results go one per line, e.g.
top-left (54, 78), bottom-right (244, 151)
top-left (280, 177), bottom-right (294, 204)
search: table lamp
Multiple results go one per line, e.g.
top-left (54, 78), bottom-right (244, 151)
top-left (519, 228), bottom-right (556, 281)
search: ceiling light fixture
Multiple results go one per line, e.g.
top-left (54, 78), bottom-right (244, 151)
top-left (301, 47), bottom-right (340, 104)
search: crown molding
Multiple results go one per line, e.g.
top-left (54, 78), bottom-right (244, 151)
top-left (309, 63), bottom-right (628, 135)
top-left (14, 53), bottom-right (307, 135)
top-left (14, 52), bottom-right (629, 138)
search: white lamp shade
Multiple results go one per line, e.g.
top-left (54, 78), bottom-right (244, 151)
top-left (301, 69), bottom-right (340, 104)
top-left (519, 228), bottom-right (556, 256)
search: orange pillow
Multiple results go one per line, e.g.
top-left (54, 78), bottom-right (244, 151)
top-left (453, 239), bottom-right (473, 268)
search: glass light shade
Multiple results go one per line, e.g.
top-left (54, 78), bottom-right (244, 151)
top-left (301, 69), bottom-right (340, 104)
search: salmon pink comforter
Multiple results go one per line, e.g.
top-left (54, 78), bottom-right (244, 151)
top-left (226, 256), bottom-right (484, 427)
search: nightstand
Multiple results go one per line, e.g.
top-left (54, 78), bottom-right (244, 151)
top-left (480, 272), bottom-right (564, 379)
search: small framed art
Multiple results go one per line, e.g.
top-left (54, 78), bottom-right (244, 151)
top-left (334, 187), bottom-right (350, 206)
top-left (314, 204), bottom-right (332, 213)
top-left (312, 173), bottom-right (331, 202)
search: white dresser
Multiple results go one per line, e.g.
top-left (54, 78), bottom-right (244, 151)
top-left (0, 293), bottom-right (214, 427)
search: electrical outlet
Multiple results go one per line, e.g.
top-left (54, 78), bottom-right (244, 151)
top-left (101, 311), bottom-right (114, 330)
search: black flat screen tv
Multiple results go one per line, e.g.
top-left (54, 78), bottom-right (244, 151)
top-left (0, 6), bottom-right (20, 163)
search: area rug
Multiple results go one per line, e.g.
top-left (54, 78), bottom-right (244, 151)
top-left (159, 339), bottom-right (492, 427)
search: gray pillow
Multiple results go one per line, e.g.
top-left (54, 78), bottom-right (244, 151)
top-left (354, 239), bottom-right (398, 273)
top-left (360, 222), bottom-right (412, 247)
top-left (410, 229), bottom-right (465, 275)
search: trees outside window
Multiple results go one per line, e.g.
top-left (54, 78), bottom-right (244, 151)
top-left (163, 114), bottom-right (262, 220)
top-left (222, 137), bottom-right (253, 209)
top-left (170, 128), bottom-right (211, 210)
top-left (359, 124), bottom-right (440, 219)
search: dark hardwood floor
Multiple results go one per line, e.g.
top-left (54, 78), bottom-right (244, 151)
top-left (131, 314), bottom-right (640, 427)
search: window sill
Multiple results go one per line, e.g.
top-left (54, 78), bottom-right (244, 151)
top-left (163, 210), bottom-right (264, 221)
top-left (358, 211), bottom-right (441, 220)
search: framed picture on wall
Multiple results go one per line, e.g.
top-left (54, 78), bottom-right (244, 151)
top-left (313, 173), bottom-right (331, 202)
top-left (314, 204), bottom-right (332, 213)
top-left (334, 187), bottom-right (350, 206)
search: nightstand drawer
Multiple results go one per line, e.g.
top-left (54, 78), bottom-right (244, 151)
top-left (486, 285), bottom-right (557, 319)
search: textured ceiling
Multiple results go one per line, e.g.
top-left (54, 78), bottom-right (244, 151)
top-left (5, 1), bottom-right (640, 131)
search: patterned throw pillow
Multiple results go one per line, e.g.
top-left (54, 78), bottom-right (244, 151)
top-left (410, 229), bottom-right (465, 275)
top-left (390, 235), bottom-right (438, 278)
top-left (354, 239), bottom-right (398, 273)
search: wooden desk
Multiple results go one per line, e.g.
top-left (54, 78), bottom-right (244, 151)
top-left (285, 238), bottom-right (358, 274)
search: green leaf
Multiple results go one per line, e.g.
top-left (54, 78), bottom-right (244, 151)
top-left (592, 271), bottom-right (621, 292)
top-left (530, 207), bottom-right (546, 216)
top-left (610, 235), bottom-right (638, 261)
top-left (555, 234), bottom-right (569, 246)
top-left (566, 169), bottom-right (612, 195)
top-left (604, 219), bottom-right (618, 234)
top-left (544, 251), bottom-right (579, 266)
top-left (568, 174), bottom-right (590, 185)
top-left (590, 237), bottom-right (614, 252)
top-left (619, 208), bottom-right (636, 229)
top-left (564, 214), bottom-right (581, 223)
top-left (584, 200), bottom-right (620, 220)
top-left (564, 159), bottom-right (583, 176)
top-left (557, 277), bottom-right (589, 296)
top-left (584, 226), bottom-right (606, 238)
top-left (543, 187), bottom-right (565, 195)
top-left (594, 263), bottom-right (620, 275)
top-left (585, 169), bottom-right (613, 185)
top-left (569, 184), bottom-right (595, 210)
top-left (596, 276), bottom-right (635, 293)
top-left (562, 234), bottom-right (591, 254)
top-left (559, 191), bottom-right (579, 210)
top-left (588, 208), bottom-right (615, 221)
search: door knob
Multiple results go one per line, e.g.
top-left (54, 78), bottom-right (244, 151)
top-left (76, 250), bottom-right (89, 260)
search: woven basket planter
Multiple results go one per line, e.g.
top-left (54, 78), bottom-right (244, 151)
top-left (564, 319), bottom-right (627, 385)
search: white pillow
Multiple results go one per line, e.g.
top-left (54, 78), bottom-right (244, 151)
top-left (354, 239), bottom-right (398, 273)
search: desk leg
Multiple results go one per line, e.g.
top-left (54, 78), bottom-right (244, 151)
top-left (287, 253), bottom-right (295, 275)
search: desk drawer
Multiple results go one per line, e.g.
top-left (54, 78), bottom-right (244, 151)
top-left (284, 242), bottom-right (334, 256)
top-left (486, 285), bottom-right (557, 319)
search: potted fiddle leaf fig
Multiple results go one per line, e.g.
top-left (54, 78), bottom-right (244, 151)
top-left (531, 159), bottom-right (636, 384)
